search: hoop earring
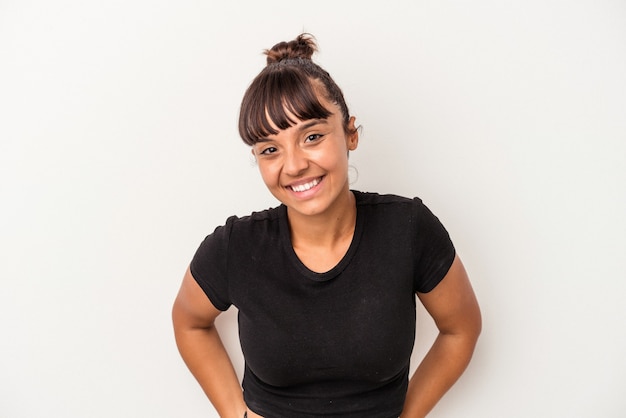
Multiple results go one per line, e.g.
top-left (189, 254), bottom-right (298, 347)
top-left (348, 165), bottom-right (359, 186)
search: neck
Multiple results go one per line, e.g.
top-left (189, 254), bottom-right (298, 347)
top-left (287, 190), bottom-right (356, 248)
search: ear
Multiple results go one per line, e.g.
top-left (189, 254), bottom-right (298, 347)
top-left (346, 116), bottom-right (359, 151)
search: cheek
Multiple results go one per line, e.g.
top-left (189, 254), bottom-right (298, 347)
top-left (257, 162), bottom-right (278, 187)
top-left (325, 146), bottom-right (350, 171)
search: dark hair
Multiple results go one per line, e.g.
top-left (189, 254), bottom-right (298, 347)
top-left (238, 33), bottom-right (353, 146)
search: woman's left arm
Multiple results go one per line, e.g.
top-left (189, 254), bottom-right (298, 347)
top-left (401, 255), bottom-right (482, 418)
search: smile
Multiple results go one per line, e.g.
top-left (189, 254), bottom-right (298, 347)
top-left (289, 177), bottom-right (322, 192)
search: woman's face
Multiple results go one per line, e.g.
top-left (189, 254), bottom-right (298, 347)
top-left (251, 95), bottom-right (358, 219)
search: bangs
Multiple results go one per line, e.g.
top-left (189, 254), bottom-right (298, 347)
top-left (239, 69), bottom-right (332, 145)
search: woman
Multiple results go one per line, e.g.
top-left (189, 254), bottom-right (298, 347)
top-left (172, 33), bottom-right (481, 418)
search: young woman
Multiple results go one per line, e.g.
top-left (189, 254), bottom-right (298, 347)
top-left (172, 33), bottom-right (481, 418)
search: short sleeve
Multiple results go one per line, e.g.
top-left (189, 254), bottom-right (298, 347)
top-left (189, 217), bottom-right (236, 311)
top-left (412, 198), bottom-right (456, 293)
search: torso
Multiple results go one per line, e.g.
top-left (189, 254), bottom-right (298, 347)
top-left (190, 191), bottom-right (456, 417)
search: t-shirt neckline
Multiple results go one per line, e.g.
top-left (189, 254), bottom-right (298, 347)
top-left (278, 191), bottom-right (365, 282)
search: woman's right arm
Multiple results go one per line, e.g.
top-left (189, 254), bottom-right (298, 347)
top-left (172, 267), bottom-right (248, 418)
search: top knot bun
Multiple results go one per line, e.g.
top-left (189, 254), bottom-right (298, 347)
top-left (239, 32), bottom-right (353, 145)
top-left (265, 33), bottom-right (318, 65)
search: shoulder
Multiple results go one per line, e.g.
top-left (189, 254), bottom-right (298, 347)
top-left (210, 205), bottom-right (285, 250)
top-left (353, 190), bottom-right (448, 234)
top-left (195, 206), bottom-right (284, 249)
top-left (353, 190), bottom-right (425, 211)
top-left (192, 205), bottom-right (284, 269)
top-left (220, 205), bottom-right (283, 230)
top-left (353, 190), bottom-right (423, 235)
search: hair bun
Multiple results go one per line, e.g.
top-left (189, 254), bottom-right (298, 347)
top-left (265, 33), bottom-right (318, 65)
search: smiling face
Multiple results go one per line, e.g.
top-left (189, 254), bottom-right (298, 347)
top-left (252, 95), bottom-right (358, 220)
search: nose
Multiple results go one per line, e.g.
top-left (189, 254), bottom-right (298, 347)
top-left (283, 146), bottom-right (309, 177)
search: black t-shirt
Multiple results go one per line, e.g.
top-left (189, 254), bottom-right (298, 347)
top-left (190, 191), bottom-right (455, 417)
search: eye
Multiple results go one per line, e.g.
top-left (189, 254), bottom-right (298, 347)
top-left (304, 134), bottom-right (323, 143)
top-left (260, 146), bottom-right (278, 155)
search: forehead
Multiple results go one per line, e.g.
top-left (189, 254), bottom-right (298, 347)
top-left (265, 93), bottom-right (337, 125)
top-left (264, 116), bottom-right (331, 137)
top-left (258, 95), bottom-right (336, 136)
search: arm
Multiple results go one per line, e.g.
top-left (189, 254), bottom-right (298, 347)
top-left (172, 267), bottom-right (248, 418)
top-left (401, 255), bottom-right (482, 417)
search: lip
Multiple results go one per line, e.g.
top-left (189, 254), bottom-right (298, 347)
top-left (284, 176), bottom-right (324, 197)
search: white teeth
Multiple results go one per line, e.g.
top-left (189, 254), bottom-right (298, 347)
top-left (290, 178), bottom-right (321, 192)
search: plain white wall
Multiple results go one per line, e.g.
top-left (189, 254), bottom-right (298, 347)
top-left (1, 0), bottom-right (625, 417)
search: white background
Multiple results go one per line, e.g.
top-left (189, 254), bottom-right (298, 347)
top-left (1, 1), bottom-right (625, 417)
